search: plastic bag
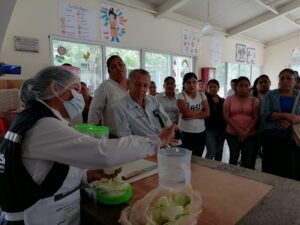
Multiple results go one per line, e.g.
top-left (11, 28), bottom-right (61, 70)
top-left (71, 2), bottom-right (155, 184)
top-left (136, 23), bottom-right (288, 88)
top-left (119, 187), bottom-right (202, 225)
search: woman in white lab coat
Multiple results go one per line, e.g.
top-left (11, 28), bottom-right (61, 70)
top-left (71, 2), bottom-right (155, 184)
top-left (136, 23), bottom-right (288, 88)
top-left (0, 66), bottom-right (175, 225)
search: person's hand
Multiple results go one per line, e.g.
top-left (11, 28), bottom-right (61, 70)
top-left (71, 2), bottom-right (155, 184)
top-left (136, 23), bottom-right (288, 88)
top-left (238, 132), bottom-right (247, 142)
top-left (278, 120), bottom-right (292, 130)
top-left (87, 168), bottom-right (122, 183)
top-left (236, 128), bottom-right (245, 141)
top-left (159, 124), bottom-right (176, 148)
top-left (287, 114), bottom-right (299, 124)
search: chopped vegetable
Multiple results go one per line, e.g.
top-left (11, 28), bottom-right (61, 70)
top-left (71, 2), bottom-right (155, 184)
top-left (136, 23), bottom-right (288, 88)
top-left (146, 192), bottom-right (192, 225)
top-left (91, 177), bottom-right (129, 198)
top-left (103, 167), bottom-right (121, 175)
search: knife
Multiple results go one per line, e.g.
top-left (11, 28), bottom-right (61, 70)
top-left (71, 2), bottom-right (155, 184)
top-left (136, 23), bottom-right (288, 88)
top-left (121, 165), bottom-right (158, 181)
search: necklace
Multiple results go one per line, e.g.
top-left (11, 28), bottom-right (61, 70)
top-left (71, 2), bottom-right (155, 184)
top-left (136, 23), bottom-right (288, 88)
top-left (237, 97), bottom-right (248, 113)
top-left (239, 103), bottom-right (244, 112)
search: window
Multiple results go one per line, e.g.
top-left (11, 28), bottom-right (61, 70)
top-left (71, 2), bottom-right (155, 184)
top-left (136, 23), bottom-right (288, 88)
top-left (251, 65), bottom-right (263, 82)
top-left (51, 38), bottom-right (102, 94)
top-left (50, 36), bottom-right (195, 94)
top-left (105, 47), bottom-right (140, 78)
top-left (215, 63), bottom-right (226, 97)
top-left (144, 52), bottom-right (171, 92)
top-left (215, 63), bottom-right (262, 97)
top-left (291, 65), bottom-right (300, 74)
top-left (239, 64), bottom-right (251, 79)
top-left (173, 56), bottom-right (194, 92)
top-left (227, 63), bottom-right (239, 80)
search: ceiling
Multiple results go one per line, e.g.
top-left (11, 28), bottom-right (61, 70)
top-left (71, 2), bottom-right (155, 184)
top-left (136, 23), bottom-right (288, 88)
top-left (111, 0), bottom-right (300, 45)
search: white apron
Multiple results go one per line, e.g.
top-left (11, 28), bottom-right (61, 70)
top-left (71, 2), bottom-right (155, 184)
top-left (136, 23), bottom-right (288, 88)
top-left (23, 166), bottom-right (82, 225)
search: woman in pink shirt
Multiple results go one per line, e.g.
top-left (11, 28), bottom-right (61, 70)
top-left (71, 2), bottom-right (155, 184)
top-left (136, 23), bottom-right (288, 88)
top-left (223, 76), bottom-right (260, 169)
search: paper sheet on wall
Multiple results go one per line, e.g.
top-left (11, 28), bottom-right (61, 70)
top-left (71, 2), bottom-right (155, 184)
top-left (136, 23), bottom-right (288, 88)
top-left (100, 3), bottom-right (127, 43)
top-left (182, 29), bottom-right (202, 56)
top-left (59, 1), bottom-right (97, 41)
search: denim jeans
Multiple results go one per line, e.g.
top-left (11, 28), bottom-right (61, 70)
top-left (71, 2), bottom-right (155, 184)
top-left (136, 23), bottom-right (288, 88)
top-left (261, 133), bottom-right (300, 180)
top-left (205, 129), bottom-right (225, 161)
top-left (226, 133), bottom-right (258, 169)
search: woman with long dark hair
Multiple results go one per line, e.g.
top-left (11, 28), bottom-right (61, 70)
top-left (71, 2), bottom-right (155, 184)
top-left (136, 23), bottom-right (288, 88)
top-left (176, 73), bottom-right (210, 156)
top-left (204, 79), bottom-right (226, 161)
top-left (223, 76), bottom-right (260, 169)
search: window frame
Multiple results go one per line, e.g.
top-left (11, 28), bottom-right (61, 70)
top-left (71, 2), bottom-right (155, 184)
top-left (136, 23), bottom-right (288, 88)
top-left (49, 35), bottom-right (104, 93)
top-left (49, 35), bottom-right (197, 92)
top-left (143, 49), bottom-right (196, 92)
top-left (214, 62), bottom-right (262, 97)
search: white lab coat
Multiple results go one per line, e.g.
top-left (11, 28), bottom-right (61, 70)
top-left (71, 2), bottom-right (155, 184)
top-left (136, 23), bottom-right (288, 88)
top-left (88, 79), bottom-right (127, 136)
top-left (4, 100), bottom-right (160, 223)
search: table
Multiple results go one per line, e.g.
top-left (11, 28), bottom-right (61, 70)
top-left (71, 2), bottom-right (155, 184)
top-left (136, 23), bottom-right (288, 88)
top-left (81, 156), bottom-right (300, 225)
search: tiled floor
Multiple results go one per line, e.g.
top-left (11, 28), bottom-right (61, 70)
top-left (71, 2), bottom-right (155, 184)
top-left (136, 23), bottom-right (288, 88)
top-left (202, 141), bottom-right (262, 171)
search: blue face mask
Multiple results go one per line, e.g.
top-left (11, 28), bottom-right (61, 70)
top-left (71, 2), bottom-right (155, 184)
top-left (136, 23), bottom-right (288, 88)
top-left (63, 89), bottom-right (85, 119)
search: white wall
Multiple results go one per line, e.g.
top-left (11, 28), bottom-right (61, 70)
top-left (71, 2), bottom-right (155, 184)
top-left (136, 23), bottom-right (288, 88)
top-left (0, 0), bottom-right (264, 80)
top-left (198, 35), bottom-right (264, 68)
top-left (264, 36), bottom-right (297, 88)
top-left (0, 0), bottom-right (16, 53)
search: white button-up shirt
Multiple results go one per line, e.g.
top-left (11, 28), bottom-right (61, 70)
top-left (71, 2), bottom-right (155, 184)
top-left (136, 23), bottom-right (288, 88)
top-left (112, 94), bottom-right (172, 137)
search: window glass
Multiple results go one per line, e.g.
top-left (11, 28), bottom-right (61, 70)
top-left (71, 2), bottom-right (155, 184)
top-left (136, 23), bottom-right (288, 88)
top-left (51, 39), bottom-right (102, 94)
top-left (105, 47), bottom-right (140, 78)
top-left (227, 63), bottom-right (239, 93)
top-left (144, 52), bottom-right (171, 93)
top-left (172, 56), bottom-right (193, 92)
top-left (251, 65), bottom-right (263, 84)
top-left (291, 65), bottom-right (300, 74)
top-left (215, 63), bottom-right (226, 97)
top-left (239, 64), bottom-right (251, 79)
top-left (51, 38), bottom-right (195, 94)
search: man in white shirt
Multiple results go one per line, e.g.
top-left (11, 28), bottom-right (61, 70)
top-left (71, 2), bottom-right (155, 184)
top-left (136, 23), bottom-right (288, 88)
top-left (88, 55), bottom-right (128, 136)
top-left (112, 69), bottom-right (172, 137)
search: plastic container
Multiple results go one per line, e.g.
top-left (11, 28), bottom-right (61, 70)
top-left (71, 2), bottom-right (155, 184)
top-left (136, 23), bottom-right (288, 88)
top-left (96, 184), bottom-right (132, 205)
top-left (74, 124), bottom-right (109, 139)
top-left (74, 124), bottom-right (91, 134)
top-left (89, 125), bottom-right (109, 139)
top-left (158, 147), bottom-right (192, 190)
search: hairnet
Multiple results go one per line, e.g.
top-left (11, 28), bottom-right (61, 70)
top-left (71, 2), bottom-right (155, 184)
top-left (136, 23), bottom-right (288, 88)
top-left (19, 78), bottom-right (35, 105)
top-left (30, 66), bottom-right (80, 100)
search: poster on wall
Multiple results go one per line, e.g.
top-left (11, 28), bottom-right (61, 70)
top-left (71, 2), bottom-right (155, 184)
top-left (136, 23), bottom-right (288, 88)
top-left (59, 1), bottom-right (97, 41)
top-left (236, 44), bottom-right (247, 62)
top-left (247, 47), bottom-right (255, 64)
top-left (182, 29), bottom-right (202, 56)
top-left (100, 3), bottom-right (127, 43)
